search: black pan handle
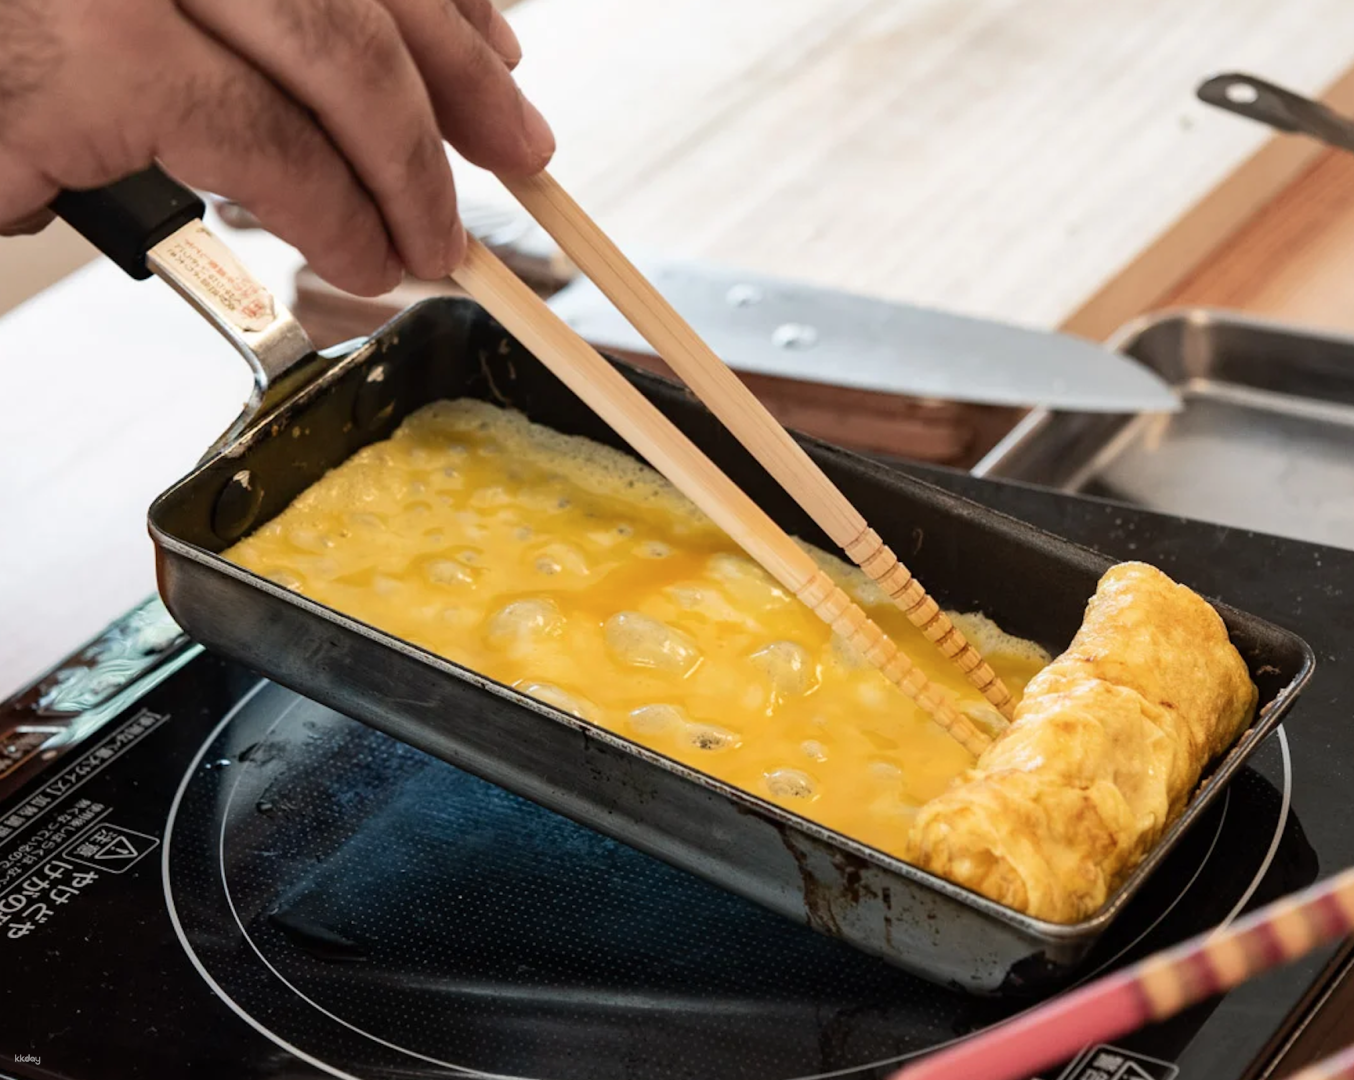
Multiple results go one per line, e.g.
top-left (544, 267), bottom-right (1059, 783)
top-left (1197, 73), bottom-right (1354, 157)
top-left (48, 164), bottom-right (316, 452)
top-left (50, 165), bottom-right (206, 280)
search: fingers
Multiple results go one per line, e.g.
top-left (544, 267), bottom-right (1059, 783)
top-left (149, 14), bottom-right (403, 295)
top-left (0, 3), bottom-right (400, 295)
top-left (178, 0), bottom-right (459, 280)
top-left (447, 0), bottom-right (521, 68)
top-left (0, 0), bottom-right (546, 290)
top-left (382, 0), bottom-right (554, 176)
top-left (0, 210), bottom-right (56, 236)
top-left (0, 147), bottom-right (58, 234)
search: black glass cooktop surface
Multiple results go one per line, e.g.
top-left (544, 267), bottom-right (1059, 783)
top-left (1, 466), bottom-right (1350, 1080)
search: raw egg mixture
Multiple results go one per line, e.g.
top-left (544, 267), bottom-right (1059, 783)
top-left (225, 400), bottom-right (1049, 857)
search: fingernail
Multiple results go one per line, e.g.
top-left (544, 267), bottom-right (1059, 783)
top-left (520, 94), bottom-right (555, 165)
top-left (446, 218), bottom-right (468, 272)
top-left (485, 13), bottom-right (522, 67)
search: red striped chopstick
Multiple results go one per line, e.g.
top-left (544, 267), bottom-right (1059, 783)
top-left (1288, 1044), bottom-right (1354, 1080)
top-left (891, 865), bottom-right (1354, 1080)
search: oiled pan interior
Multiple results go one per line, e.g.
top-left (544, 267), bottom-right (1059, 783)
top-left (159, 300), bottom-right (1106, 654)
top-left (155, 298), bottom-right (1304, 705)
top-left (149, 298), bottom-right (1314, 968)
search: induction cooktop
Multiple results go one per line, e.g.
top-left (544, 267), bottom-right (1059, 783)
top-left (2, 466), bottom-right (1351, 1080)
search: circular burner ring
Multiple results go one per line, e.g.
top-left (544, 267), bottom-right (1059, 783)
top-left (164, 682), bottom-right (1291, 1080)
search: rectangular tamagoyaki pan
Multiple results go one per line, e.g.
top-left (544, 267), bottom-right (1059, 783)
top-left (56, 170), bottom-right (1315, 995)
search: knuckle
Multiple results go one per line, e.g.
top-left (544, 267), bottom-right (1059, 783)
top-left (0, 0), bottom-right (61, 139)
top-left (167, 67), bottom-right (326, 194)
top-left (278, 0), bottom-right (406, 87)
top-left (348, 6), bottom-right (407, 89)
top-left (399, 127), bottom-right (448, 191)
top-left (450, 0), bottom-right (494, 30)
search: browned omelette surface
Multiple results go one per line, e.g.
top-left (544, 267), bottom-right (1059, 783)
top-left (907, 562), bottom-right (1258, 922)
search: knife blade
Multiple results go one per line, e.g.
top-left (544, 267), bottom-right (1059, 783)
top-left (546, 258), bottom-right (1180, 414)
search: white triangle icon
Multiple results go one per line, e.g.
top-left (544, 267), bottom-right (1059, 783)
top-left (95, 834), bottom-right (138, 860)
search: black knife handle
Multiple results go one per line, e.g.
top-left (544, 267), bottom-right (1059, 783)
top-left (50, 165), bottom-right (206, 280)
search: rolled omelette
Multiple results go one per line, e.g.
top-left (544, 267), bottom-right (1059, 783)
top-left (906, 562), bottom-right (1258, 923)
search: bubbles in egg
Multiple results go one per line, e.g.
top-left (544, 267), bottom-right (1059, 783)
top-left (604, 612), bottom-right (702, 676)
top-left (224, 397), bottom-right (1045, 878)
top-left (684, 723), bottom-right (739, 751)
top-left (628, 703), bottom-right (686, 736)
top-left (288, 526), bottom-right (335, 552)
top-left (750, 641), bottom-right (818, 697)
top-left (486, 598), bottom-right (564, 650)
top-left (471, 486), bottom-right (509, 508)
top-left (266, 569), bottom-right (304, 591)
top-left (764, 768), bottom-right (817, 800)
top-left (515, 681), bottom-right (598, 721)
top-left (668, 585), bottom-right (704, 609)
top-left (663, 584), bottom-right (760, 628)
top-left (707, 552), bottom-right (768, 586)
top-left (706, 552), bottom-right (790, 607)
top-left (533, 542), bottom-right (589, 577)
top-left (425, 559), bottom-right (475, 586)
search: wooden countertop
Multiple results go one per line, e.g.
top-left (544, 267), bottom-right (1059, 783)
top-left (7, 0), bottom-right (1354, 699)
top-left (471, 0), bottom-right (1354, 338)
top-left (1164, 146), bottom-right (1354, 331)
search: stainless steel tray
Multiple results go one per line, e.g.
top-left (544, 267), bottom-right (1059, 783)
top-left (148, 298), bottom-right (1313, 996)
top-left (975, 309), bottom-right (1354, 549)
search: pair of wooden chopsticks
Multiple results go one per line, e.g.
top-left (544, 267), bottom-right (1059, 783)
top-left (450, 170), bottom-right (1014, 756)
top-left (888, 863), bottom-right (1354, 1080)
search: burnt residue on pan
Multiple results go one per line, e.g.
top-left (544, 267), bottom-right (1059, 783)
top-left (780, 828), bottom-right (882, 937)
top-left (782, 831), bottom-right (845, 936)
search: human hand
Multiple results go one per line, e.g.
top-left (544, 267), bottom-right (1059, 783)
top-left (0, 0), bottom-right (553, 295)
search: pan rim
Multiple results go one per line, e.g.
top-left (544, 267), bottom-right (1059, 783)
top-left (145, 296), bottom-right (1321, 950)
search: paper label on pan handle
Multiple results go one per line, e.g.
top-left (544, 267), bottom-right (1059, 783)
top-left (149, 223), bottom-right (276, 333)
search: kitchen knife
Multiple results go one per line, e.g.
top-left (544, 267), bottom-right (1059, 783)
top-left (547, 259), bottom-right (1181, 414)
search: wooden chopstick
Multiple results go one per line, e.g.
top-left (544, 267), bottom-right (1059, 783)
top-left (888, 864), bottom-right (1354, 1080)
top-left (451, 238), bottom-right (991, 757)
top-left (500, 170), bottom-right (1016, 722)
